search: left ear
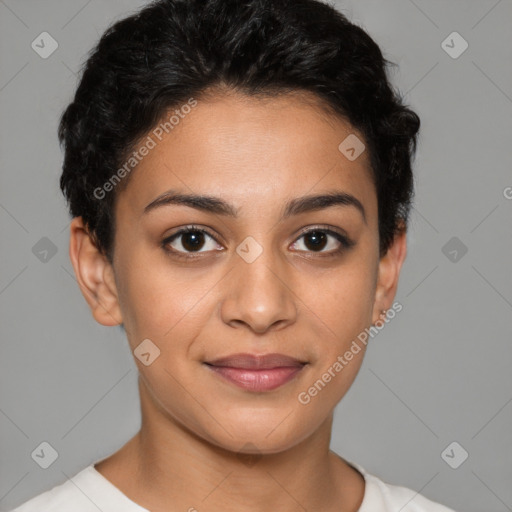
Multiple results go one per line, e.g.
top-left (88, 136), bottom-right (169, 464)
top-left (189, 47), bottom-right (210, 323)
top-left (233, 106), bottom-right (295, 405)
top-left (372, 224), bottom-right (408, 324)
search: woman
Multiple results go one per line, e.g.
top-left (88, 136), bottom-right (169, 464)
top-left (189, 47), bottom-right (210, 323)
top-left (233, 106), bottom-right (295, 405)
top-left (11, 0), bottom-right (456, 510)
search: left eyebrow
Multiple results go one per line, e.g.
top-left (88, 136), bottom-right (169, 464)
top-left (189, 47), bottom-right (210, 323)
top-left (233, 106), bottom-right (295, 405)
top-left (143, 189), bottom-right (366, 224)
top-left (282, 191), bottom-right (367, 224)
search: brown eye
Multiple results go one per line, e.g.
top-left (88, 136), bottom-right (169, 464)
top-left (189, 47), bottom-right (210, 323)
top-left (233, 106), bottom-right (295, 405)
top-left (178, 230), bottom-right (206, 252)
top-left (290, 227), bottom-right (355, 255)
top-left (162, 226), bottom-right (222, 256)
top-left (302, 230), bottom-right (328, 251)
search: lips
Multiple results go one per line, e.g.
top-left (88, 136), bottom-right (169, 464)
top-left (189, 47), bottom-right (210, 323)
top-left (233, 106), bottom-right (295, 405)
top-left (204, 353), bottom-right (307, 392)
top-left (206, 353), bottom-right (306, 369)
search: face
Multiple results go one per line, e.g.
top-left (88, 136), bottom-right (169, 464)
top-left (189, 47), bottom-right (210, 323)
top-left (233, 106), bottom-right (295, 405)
top-left (71, 90), bottom-right (406, 455)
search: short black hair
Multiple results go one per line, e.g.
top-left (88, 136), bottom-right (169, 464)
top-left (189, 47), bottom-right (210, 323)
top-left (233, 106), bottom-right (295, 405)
top-left (58, 0), bottom-right (420, 262)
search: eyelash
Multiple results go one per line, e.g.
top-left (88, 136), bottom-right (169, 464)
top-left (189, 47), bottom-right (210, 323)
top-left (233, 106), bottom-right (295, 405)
top-left (161, 224), bottom-right (355, 260)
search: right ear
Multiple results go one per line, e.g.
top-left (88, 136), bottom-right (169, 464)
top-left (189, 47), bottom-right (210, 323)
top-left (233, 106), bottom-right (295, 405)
top-left (68, 217), bottom-right (123, 326)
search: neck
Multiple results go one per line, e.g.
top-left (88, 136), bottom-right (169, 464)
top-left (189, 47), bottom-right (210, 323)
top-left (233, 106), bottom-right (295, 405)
top-left (95, 376), bottom-right (365, 512)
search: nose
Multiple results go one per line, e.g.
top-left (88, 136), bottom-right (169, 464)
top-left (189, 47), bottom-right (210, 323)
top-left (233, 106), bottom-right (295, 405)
top-left (220, 244), bottom-right (298, 334)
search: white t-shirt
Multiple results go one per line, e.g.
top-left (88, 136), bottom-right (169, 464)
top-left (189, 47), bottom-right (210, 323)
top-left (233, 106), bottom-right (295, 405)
top-left (9, 459), bottom-right (457, 511)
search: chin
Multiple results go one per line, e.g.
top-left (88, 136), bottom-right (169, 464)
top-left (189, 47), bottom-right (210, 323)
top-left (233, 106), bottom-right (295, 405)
top-left (197, 409), bottom-right (319, 456)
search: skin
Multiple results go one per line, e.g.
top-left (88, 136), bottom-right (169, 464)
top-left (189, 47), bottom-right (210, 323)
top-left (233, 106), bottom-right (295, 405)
top-left (69, 89), bottom-right (407, 512)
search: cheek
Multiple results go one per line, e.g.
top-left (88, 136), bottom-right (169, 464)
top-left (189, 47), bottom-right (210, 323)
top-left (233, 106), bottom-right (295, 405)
top-left (296, 263), bottom-right (374, 389)
top-left (116, 255), bottom-right (219, 346)
top-left (303, 263), bottom-right (376, 340)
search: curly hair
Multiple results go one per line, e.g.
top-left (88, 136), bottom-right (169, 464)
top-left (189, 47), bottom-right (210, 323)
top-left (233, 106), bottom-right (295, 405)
top-left (58, 0), bottom-right (420, 262)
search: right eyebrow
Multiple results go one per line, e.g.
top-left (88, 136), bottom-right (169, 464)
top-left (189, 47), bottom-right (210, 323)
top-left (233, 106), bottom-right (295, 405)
top-left (143, 190), bottom-right (239, 217)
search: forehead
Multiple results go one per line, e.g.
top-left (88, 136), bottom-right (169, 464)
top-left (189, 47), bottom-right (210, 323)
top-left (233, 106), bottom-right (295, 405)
top-left (116, 91), bottom-right (377, 224)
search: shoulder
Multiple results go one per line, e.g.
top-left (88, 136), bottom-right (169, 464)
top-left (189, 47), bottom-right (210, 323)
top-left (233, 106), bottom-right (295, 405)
top-left (349, 461), bottom-right (458, 512)
top-left (9, 466), bottom-right (106, 512)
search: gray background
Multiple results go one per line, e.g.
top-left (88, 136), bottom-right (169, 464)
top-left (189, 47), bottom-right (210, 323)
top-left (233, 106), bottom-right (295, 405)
top-left (1, 0), bottom-right (511, 510)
